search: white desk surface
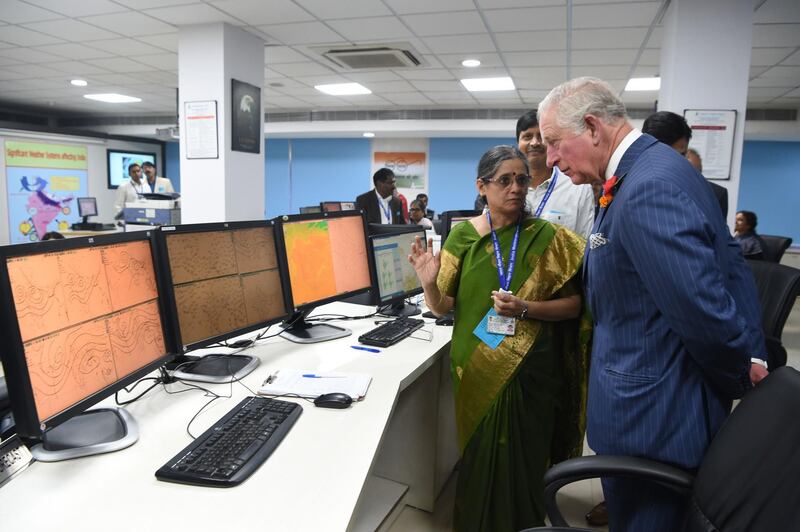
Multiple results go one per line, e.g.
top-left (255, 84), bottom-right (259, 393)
top-left (0, 302), bottom-right (452, 532)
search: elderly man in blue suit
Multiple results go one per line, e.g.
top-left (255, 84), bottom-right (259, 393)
top-left (538, 77), bottom-right (768, 531)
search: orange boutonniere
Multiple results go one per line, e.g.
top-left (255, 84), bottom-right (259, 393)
top-left (599, 175), bottom-right (619, 208)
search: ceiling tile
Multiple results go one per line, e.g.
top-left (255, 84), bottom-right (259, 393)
top-left (269, 61), bottom-right (336, 77)
top-left (519, 88), bottom-right (551, 100)
top-left (0, 0), bottom-right (63, 24)
top-left (494, 30), bottom-right (566, 52)
top-left (381, 92), bottom-right (434, 104)
top-left (361, 79), bottom-right (417, 92)
top-left (89, 73), bottom-right (153, 85)
top-left (265, 46), bottom-right (311, 64)
top-left (484, 7), bottom-right (567, 32)
top-left (437, 52), bottom-right (505, 68)
top-left (638, 48), bottom-right (659, 65)
top-left (143, 4), bottom-right (240, 25)
top-left (409, 80), bottom-right (463, 91)
top-left (84, 37), bottom-right (167, 56)
top-left (23, 0), bottom-right (127, 17)
top-left (0, 25), bottom-right (65, 46)
top-left (33, 43), bottom-right (115, 60)
top-left (84, 57), bottom-right (155, 73)
top-left (503, 50), bottom-right (566, 67)
top-left (754, 0), bottom-right (800, 24)
top-left (759, 65), bottom-right (800, 79)
top-left (344, 70), bottom-right (403, 82)
top-left (141, 33), bottom-right (179, 52)
top-left (292, 74), bottom-right (351, 86)
top-left (509, 66), bottom-right (567, 88)
top-left (752, 23), bottom-right (800, 48)
top-left (296, 0), bottom-right (391, 19)
top-left (211, 0), bottom-right (314, 25)
top-left (572, 27), bottom-right (648, 49)
top-left (423, 34), bottom-right (496, 54)
top-left (40, 60), bottom-right (112, 74)
top-left (782, 49), bottom-right (800, 66)
top-left (477, 0), bottom-right (564, 7)
top-left (384, 0), bottom-right (475, 14)
top-left (747, 86), bottom-right (793, 99)
top-left (257, 22), bottom-right (346, 45)
top-left (647, 26), bottom-right (662, 48)
top-left (452, 66), bottom-right (510, 79)
top-left (571, 65), bottom-right (632, 79)
top-left (0, 56), bottom-right (21, 66)
top-left (129, 53), bottom-right (178, 70)
top-left (111, 0), bottom-right (196, 8)
top-left (0, 46), bottom-right (64, 63)
top-left (327, 17), bottom-right (413, 41)
top-left (397, 68), bottom-right (455, 81)
top-left (400, 11), bottom-right (487, 36)
top-left (749, 66), bottom-right (770, 78)
top-left (750, 47), bottom-right (797, 67)
top-left (782, 87), bottom-right (800, 98)
top-left (749, 76), bottom-right (798, 88)
top-left (426, 91), bottom-right (475, 103)
top-left (22, 18), bottom-right (119, 41)
top-left (571, 48), bottom-right (638, 66)
top-left (80, 12), bottom-right (176, 36)
top-left (5, 63), bottom-right (61, 77)
top-left (136, 70), bottom-right (178, 84)
top-left (573, 2), bottom-right (660, 28)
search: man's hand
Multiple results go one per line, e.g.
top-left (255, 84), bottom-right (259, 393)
top-left (750, 362), bottom-right (769, 385)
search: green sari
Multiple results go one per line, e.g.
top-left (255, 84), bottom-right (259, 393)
top-left (437, 217), bottom-right (591, 532)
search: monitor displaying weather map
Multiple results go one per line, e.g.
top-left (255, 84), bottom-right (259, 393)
top-left (371, 231), bottom-right (425, 304)
top-left (281, 214), bottom-right (371, 307)
top-left (163, 225), bottom-right (287, 348)
top-left (5, 239), bottom-right (167, 422)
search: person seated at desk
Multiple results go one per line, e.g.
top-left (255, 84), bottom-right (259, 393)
top-left (141, 161), bottom-right (175, 195)
top-left (735, 210), bottom-right (766, 260)
top-left (409, 199), bottom-right (433, 229)
top-left (416, 192), bottom-right (435, 220)
top-left (409, 145), bottom-right (590, 532)
top-left (41, 231), bottom-right (64, 240)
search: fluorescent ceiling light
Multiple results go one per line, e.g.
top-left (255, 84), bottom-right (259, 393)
top-left (461, 59), bottom-right (481, 67)
top-left (362, 132), bottom-right (375, 138)
top-left (70, 79), bottom-right (88, 87)
top-left (460, 77), bottom-right (515, 92)
top-left (83, 93), bottom-right (141, 103)
top-left (314, 82), bottom-right (371, 96)
top-left (625, 77), bottom-right (660, 91)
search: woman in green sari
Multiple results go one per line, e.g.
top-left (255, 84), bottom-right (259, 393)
top-left (409, 146), bottom-right (591, 531)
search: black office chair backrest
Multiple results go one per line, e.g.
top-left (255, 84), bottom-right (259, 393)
top-left (759, 234), bottom-right (792, 263)
top-left (686, 366), bottom-right (800, 532)
top-left (746, 260), bottom-right (800, 340)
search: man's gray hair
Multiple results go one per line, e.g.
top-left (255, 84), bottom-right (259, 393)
top-left (476, 145), bottom-right (529, 181)
top-left (538, 77), bottom-right (628, 134)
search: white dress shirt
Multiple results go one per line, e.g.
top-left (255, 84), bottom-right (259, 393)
top-left (375, 190), bottom-right (392, 224)
top-left (605, 129), bottom-right (642, 180)
top-left (526, 167), bottom-right (595, 238)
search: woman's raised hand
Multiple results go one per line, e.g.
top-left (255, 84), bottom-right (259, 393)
top-left (408, 236), bottom-right (440, 288)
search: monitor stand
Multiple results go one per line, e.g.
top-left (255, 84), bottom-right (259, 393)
top-left (379, 300), bottom-right (421, 318)
top-left (166, 353), bottom-right (260, 384)
top-left (280, 310), bottom-right (351, 344)
top-left (31, 407), bottom-right (138, 462)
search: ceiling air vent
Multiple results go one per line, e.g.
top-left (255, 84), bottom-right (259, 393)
top-left (314, 43), bottom-right (424, 70)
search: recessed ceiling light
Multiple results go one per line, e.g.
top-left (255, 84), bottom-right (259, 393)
top-left (363, 132), bottom-right (375, 138)
top-left (83, 93), bottom-right (142, 103)
top-left (314, 82), bottom-right (371, 96)
top-left (461, 59), bottom-right (481, 68)
top-left (70, 79), bottom-right (88, 87)
top-left (460, 77), bottom-right (515, 92)
top-left (625, 77), bottom-right (660, 91)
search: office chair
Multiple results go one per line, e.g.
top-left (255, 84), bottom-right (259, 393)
top-left (522, 366), bottom-right (800, 532)
top-left (759, 235), bottom-right (792, 263)
top-left (747, 260), bottom-right (800, 368)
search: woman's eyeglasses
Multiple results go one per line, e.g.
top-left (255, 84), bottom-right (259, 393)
top-left (481, 174), bottom-right (532, 188)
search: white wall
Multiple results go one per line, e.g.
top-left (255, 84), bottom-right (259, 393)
top-left (0, 129), bottom-right (163, 246)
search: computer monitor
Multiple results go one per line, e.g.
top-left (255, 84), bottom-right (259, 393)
top-left (299, 205), bottom-right (322, 214)
top-left (440, 210), bottom-right (480, 244)
top-left (368, 223), bottom-right (411, 235)
top-left (155, 221), bottom-right (290, 382)
top-left (275, 210), bottom-right (372, 343)
top-left (107, 149), bottom-right (156, 189)
top-left (368, 225), bottom-right (426, 317)
top-left (320, 201), bottom-right (342, 213)
top-left (77, 197), bottom-right (98, 221)
top-left (340, 201), bottom-right (356, 211)
top-left (0, 231), bottom-right (174, 461)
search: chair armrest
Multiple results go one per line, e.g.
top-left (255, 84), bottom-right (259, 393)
top-left (764, 335), bottom-right (787, 368)
top-left (543, 455), bottom-right (695, 527)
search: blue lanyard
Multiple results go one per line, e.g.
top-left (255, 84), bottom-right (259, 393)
top-left (533, 169), bottom-right (558, 218)
top-left (378, 197), bottom-right (391, 222)
top-left (486, 211), bottom-right (521, 292)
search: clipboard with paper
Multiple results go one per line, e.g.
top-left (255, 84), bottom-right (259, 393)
top-left (257, 369), bottom-right (372, 400)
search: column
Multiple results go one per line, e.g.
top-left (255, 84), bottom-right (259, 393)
top-left (178, 22), bottom-right (265, 223)
top-left (658, 0), bottom-right (753, 228)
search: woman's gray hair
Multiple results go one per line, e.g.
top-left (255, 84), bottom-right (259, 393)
top-left (476, 145), bottom-right (529, 181)
top-left (537, 77), bottom-right (628, 134)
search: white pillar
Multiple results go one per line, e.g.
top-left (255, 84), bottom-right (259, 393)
top-left (658, 0), bottom-right (753, 228)
top-left (178, 23), bottom-right (265, 223)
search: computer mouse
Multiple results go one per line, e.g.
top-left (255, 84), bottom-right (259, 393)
top-left (435, 315), bottom-right (454, 326)
top-left (313, 392), bottom-right (353, 409)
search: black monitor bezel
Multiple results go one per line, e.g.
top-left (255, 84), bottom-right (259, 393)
top-left (440, 210), bottom-right (481, 244)
top-left (367, 224), bottom-right (427, 307)
top-left (274, 210), bottom-right (374, 313)
top-left (154, 219), bottom-right (291, 353)
top-left (106, 149), bottom-right (157, 190)
top-left (0, 230), bottom-right (177, 439)
top-left (367, 223), bottom-right (412, 236)
top-left (77, 196), bottom-right (98, 218)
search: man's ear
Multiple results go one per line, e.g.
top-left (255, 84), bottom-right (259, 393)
top-left (584, 115), bottom-right (602, 145)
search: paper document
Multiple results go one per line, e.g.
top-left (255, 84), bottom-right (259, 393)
top-left (258, 369), bottom-right (372, 400)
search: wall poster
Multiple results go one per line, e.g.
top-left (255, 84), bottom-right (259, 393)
top-left (231, 79), bottom-right (261, 154)
top-left (683, 109), bottom-right (737, 180)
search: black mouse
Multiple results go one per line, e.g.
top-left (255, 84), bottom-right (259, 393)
top-left (435, 315), bottom-right (454, 326)
top-left (313, 392), bottom-right (353, 409)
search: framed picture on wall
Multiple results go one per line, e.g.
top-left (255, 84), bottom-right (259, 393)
top-left (683, 109), bottom-right (737, 180)
top-left (231, 79), bottom-right (261, 154)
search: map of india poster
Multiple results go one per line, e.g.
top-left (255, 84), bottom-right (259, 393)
top-left (5, 140), bottom-right (88, 243)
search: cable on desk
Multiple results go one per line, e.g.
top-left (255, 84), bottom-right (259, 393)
top-left (409, 327), bottom-right (434, 343)
top-left (114, 376), bottom-right (163, 406)
top-left (306, 310), bottom-right (379, 322)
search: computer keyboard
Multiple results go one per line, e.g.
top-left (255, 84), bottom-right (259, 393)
top-left (358, 317), bottom-right (425, 348)
top-left (155, 396), bottom-right (301, 487)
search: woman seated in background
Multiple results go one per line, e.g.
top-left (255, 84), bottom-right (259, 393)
top-left (735, 210), bottom-right (766, 260)
top-left (408, 145), bottom-right (591, 532)
top-left (408, 199), bottom-right (433, 229)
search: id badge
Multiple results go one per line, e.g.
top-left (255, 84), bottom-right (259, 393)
top-left (487, 314), bottom-right (516, 335)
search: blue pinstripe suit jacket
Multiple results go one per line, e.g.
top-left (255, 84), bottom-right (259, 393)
top-left (584, 134), bottom-right (765, 469)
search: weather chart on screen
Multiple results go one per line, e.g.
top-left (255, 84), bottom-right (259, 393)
top-left (282, 216), bottom-right (370, 306)
top-left (6, 240), bottom-right (166, 422)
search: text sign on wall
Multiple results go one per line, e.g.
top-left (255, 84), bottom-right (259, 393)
top-left (684, 109), bottom-right (737, 180)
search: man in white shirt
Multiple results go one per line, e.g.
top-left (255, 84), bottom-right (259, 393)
top-left (516, 110), bottom-right (595, 238)
top-left (114, 163), bottom-right (145, 217)
top-left (141, 161), bottom-right (175, 195)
